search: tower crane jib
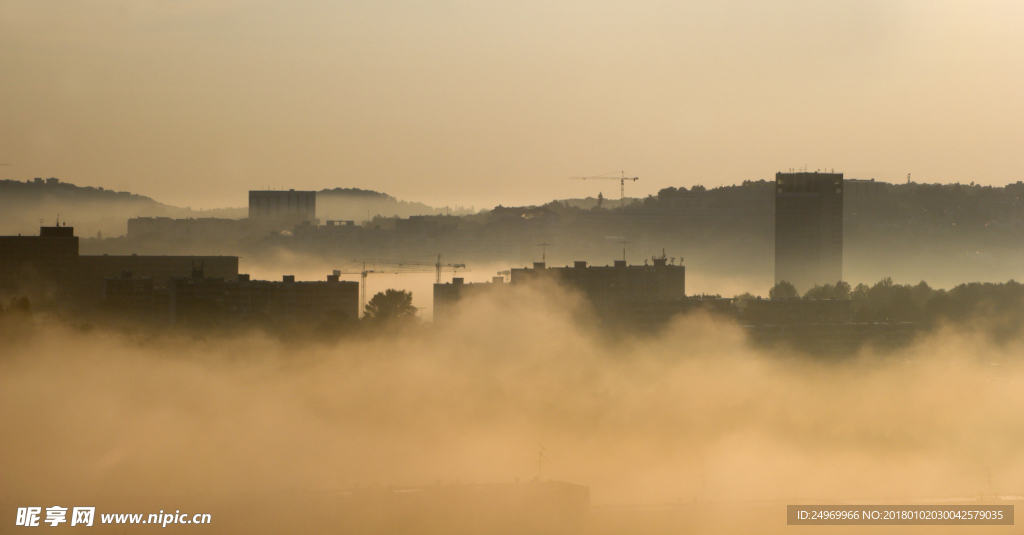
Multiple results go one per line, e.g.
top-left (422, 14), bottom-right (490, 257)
top-left (569, 171), bottom-right (639, 201)
top-left (334, 258), bottom-right (469, 317)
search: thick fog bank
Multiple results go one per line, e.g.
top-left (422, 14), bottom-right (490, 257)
top-left (2, 285), bottom-right (1023, 533)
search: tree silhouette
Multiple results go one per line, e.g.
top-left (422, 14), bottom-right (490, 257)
top-left (802, 281), bottom-right (852, 300)
top-left (768, 280), bottom-right (798, 300)
top-left (364, 289), bottom-right (418, 322)
top-left (833, 281), bottom-right (852, 300)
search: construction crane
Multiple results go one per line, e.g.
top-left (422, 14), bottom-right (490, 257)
top-left (334, 256), bottom-right (469, 317)
top-left (570, 171), bottom-right (639, 201)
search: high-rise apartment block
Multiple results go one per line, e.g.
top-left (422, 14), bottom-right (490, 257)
top-left (774, 172), bottom-right (843, 292)
top-left (248, 189), bottom-right (316, 222)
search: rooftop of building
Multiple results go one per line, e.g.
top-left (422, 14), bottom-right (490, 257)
top-left (515, 258), bottom-right (682, 270)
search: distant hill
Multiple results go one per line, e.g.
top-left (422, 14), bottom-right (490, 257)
top-left (0, 179), bottom-right (475, 238)
top-left (318, 187), bottom-right (394, 200)
top-left (0, 178), bottom-right (245, 237)
top-left (556, 196), bottom-right (631, 210)
top-left (316, 187), bottom-right (474, 222)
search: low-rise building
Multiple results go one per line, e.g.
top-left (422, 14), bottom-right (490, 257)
top-left (433, 276), bottom-right (509, 324)
top-left (434, 257), bottom-right (690, 327)
top-left (101, 272), bottom-right (155, 317)
top-left (0, 226), bottom-right (79, 300)
top-left (1, 225), bottom-right (238, 307)
top-left (167, 271), bottom-right (359, 325)
top-left (510, 257), bottom-right (686, 303)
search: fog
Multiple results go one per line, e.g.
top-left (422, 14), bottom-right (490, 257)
top-left (3, 282), bottom-right (1023, 533)
top-left (5, 0), bottom-right (1023, 531)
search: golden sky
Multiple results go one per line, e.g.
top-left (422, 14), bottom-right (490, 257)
top-left (1, 0), bottom-right (1022, 209)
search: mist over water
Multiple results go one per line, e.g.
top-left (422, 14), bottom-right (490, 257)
top-left (3, 282), bottom-right (1023, 533)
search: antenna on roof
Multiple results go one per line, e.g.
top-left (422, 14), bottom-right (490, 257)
top-left (618, 239), bottom-right (633, 262)
top-left (535, 242), bottom-right (555, 262)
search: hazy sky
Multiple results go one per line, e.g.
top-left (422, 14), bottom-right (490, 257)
top-left (1, 0), bottom-right (1022, 209)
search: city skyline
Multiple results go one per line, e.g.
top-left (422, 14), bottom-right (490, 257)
top-left (5, 3), bottom-right (1024, 532)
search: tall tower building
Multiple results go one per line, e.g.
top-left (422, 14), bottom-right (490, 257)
top-left (774, 172), bottom-right (843, 292)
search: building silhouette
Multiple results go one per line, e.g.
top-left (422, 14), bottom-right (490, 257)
top-left (434, 257), bottom-right (692, 326)
top-left (78, 254), bottom-right (238, 306)
top-left (0, 225), bottom-right (237, 308)
top-left (164, 271), bottom-right (357, 325)
top-left (774, 172), bottom-right (843, 292)
top-left (101, 272), bottom-right (156, 316)
top-left (99, 270), bottom-right (360, 326)
top-left (433, 276), bottom-right (509, 324)
top-left (511, 258), bottom-right (686, 302)
top-left (248, 189), bottom-right (316, 222)
top-left (0, 226), bottom-right (79, 300)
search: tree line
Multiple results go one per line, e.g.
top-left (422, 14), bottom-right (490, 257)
top-left (750, 278), bottom-right (1024, 339)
